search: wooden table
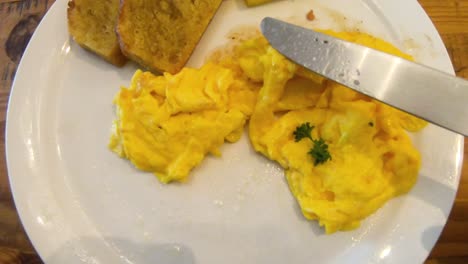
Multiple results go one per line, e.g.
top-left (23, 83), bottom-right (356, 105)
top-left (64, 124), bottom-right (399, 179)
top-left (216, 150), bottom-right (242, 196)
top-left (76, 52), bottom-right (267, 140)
top-left (0, 0), bottom-right (466, 263)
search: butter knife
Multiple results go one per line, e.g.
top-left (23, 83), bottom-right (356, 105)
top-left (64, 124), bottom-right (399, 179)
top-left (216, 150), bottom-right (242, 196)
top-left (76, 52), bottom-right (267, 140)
top-left (260, 17), bottom-right (468, 136)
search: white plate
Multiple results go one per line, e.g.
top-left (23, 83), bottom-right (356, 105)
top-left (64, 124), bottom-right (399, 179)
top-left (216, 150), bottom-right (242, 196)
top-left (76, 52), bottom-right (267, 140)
top-left (6, 0), bottom-right (463, 263)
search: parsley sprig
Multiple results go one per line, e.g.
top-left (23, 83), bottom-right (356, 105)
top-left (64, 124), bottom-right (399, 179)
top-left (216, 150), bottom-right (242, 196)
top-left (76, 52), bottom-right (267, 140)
top-left (308, 138), bottom-right (332, 165)
top-left (293, 122), bottom-right (314, 142)
top-left (293, 123), bottom-right (331, 166)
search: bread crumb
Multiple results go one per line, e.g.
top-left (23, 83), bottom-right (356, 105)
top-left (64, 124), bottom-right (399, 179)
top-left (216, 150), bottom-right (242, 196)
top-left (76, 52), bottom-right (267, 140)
top-left (306, 10), bottom-right (315, 21)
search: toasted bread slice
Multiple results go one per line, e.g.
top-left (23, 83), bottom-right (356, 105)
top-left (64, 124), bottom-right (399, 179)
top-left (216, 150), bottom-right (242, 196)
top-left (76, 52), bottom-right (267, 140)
top-left (67, 0), bottom-right (127, 66)
top-left (117, 0), bottom-right (223, 74)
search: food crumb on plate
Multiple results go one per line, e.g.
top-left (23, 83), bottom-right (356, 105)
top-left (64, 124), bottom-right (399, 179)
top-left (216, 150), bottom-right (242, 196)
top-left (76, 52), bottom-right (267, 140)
top-left (306, 9), bottom-right (316, 21)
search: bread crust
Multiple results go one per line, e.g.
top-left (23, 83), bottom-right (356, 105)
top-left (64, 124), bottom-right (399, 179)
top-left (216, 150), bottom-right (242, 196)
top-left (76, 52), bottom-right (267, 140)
top-left (67, 0), bottom-right (127, 66)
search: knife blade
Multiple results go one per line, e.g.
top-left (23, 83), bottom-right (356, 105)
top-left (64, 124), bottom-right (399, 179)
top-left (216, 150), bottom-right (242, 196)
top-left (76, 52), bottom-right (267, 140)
top-left (260, 17), bottom-right (468, 136)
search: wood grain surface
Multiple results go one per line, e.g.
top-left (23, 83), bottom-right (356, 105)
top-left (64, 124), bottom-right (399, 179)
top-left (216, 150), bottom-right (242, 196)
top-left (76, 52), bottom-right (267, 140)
top-left (0, 0), bottom-right (467, 263)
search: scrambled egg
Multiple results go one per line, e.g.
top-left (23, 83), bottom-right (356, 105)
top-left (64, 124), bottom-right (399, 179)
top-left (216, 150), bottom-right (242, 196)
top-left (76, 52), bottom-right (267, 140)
top-left (244, 32), bottom-right (426, 233)
top-left (109, 63), bottom-right (258, 183)
top-left (109, 29), bottom-right (426, 233)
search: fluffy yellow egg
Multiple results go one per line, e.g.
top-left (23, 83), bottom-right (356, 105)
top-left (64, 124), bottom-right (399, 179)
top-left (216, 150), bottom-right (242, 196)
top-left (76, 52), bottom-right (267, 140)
top-left (245, 32), bottom-right (426, 233)
top-left (109, 63), bottom-right (257, 183)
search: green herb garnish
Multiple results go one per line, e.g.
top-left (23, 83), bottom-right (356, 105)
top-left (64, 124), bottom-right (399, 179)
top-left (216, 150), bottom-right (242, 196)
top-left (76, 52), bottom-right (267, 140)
top-left (308, 138), bottom-right (332, 165)
top-left (293, 122), bottom-right (314, 142)
top-left (293, 122), bottom-right (331, 166)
